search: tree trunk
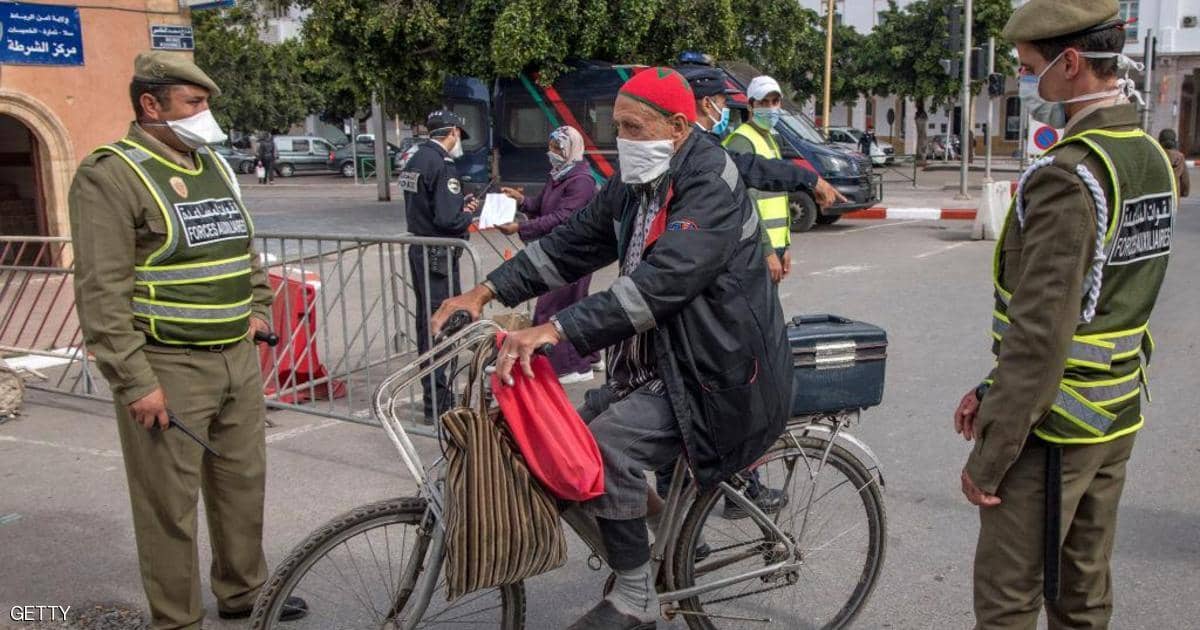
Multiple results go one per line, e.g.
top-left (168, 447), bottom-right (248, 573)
top-left (915, 97), bottom-right (929, 167)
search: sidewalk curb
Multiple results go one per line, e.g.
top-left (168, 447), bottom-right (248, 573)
top-left (844, 207), bottom-right (978, 221)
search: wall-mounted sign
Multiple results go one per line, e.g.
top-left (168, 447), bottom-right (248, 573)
top-left (0, 2), bottom-right (84, 66)
top-left (185, 0), bottom-right (236, 9)
top-left (151, 25), bottom-right (194, 51)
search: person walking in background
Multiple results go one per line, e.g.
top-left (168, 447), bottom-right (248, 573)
top-left (256, 131), bottom-right (277, 184)
top-left (1158, 128), bottom-right (1190, 198)
top-left (498, 126), bottom-right (599, 384)
top-left (858, 128), bottom-right (873, 157)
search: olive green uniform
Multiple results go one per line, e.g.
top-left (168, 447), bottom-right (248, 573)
top-left (967, 101), bottom-right (1173, 629)
top-left (69, 123), bottom-right (273, 629)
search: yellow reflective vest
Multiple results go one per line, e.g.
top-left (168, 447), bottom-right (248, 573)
top-left (96, 139), bottom-right (255, 345)
top-left (724, 123), bottom-right (791, 249)
top-left (991, 128), bottom-right (1175, 444)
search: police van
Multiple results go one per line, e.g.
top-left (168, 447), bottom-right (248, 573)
top-left (437, 54), bottom-right (881, 232)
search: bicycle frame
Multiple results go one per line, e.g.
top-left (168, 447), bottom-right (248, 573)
top-left (372, 321), bottom-right (885, 625)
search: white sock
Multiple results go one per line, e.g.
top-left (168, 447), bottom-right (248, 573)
top-left (606, 561), bottom-right (656, 622)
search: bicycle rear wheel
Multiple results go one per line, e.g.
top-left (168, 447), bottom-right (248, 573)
top-left (251, 497), bottom-right (525, 629)
top-left (672, 436), bottom-right (885, 629)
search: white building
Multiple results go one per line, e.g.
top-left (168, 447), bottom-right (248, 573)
top-left (796, 0), bottom-right (1198, 157)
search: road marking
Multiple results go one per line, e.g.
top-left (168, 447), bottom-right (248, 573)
top-left (265, 419), bottom-right (341, 444)
top-left (915, 241), bottom-right (973, 259)
top-left (836, 219), bottom-right (926, 235)
top-left (809, 264), bottom-right (873, 277)
top-left (0, 513), bottom-right (22, 527)
top-left (0, 435), bottom-right (122, 458)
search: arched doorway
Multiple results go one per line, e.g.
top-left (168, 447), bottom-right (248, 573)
top-left (0, 113), bottom-right (47, 236)
top-left (0, 90), bottom-right (75, 241)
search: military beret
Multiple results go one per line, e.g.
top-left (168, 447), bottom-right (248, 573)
top-left (1002, 0), bottom-right (1120, 43)
top-left (133, 51), bottom-right (221, 98)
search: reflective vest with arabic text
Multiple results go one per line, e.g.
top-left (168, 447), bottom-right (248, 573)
top-left (95, 139), bottom-right (255, 346)
top-left (991, 128), bottom-right (1175, 445)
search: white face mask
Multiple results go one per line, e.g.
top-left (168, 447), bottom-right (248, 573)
top-left (164, 109), bottom-right (227, 149)
top-left (448, 133), bottom-right (464, 159)
top-left (617, 137), bottom-right (673, 184)
top-left (1020, 51), bottom-right (1143, 128)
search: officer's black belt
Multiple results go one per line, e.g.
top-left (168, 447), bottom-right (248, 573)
top-left (143, 338), bottom-right (234, 352)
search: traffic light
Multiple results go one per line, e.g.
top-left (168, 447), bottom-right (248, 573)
top-left (987, 73), bottom-right (1006, 97)
top-left (970, 48), bottom-right (987, 81)
top-left (945, 3), bottom-right (962, 51)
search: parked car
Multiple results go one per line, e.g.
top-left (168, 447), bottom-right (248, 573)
top-left (330, 141), bottom-right (403, 178)
top-left (211, 145), bottom-right (256, 174)
top-left (827, 127), bottom-right (895, 166)
top-left (272, 135), bottom-right (339, 177)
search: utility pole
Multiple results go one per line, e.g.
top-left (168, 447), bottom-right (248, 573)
top-left (372, 92), bottom-right (391, 202)
top-left (985, 36), bottom-right (995, 183)
top-left (822, 0), bottom-right (835, 136)
top-left (957, 0), bottom-right (973, 199)
top-left (1142, 30), bottom-right (1156, 130)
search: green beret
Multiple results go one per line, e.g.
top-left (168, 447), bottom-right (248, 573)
top-left (133, 51), bottom-right (221, 98)
top-left (1002, 0), bottom-right (1119, 43)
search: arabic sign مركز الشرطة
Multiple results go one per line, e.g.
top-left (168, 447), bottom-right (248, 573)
top-left (0, 2), bottom-right (84, 66)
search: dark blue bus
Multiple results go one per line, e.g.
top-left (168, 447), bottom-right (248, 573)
top-left (439, 55), bottom-right (881, 231)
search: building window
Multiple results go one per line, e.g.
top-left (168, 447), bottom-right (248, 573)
top-left (1119, 1), bottom-right (1139, 42)
top-left (1004, 97), bottom-right (1021, 141)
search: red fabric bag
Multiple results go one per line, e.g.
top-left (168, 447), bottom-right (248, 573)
top-left (490, 334), bottom-right (605, 501)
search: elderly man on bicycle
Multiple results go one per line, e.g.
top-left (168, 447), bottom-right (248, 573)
top-left (433, 67), bottom-right (790, 630)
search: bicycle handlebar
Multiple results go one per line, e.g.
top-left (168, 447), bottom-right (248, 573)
top-left (436, 310), bottom-right (554, 357)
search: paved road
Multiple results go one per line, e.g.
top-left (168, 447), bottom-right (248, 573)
top-left (2, 186), bottom-right (1197, 628)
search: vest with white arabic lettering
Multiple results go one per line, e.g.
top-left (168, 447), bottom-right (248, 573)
top-left (723, 123), bottom-right (791, 249)
top-left (95, 138), bottom-right (255, 345)
top-left (991, 128), bottom-right (1176, 444)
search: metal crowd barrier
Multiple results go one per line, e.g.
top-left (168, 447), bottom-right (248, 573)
top-left (0, 233), bottom-right (498, 434)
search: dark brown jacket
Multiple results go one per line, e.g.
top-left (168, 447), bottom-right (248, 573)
top-left (1167, 148), bottom-right (1190, 198)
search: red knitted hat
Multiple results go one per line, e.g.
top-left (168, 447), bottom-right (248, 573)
top-left (618, 67), bottom-right (697, 123)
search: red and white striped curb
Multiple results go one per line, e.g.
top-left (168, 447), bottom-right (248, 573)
top-left (843, 207), bottom-right (977, 221)
top-left (1188, 159), bottom-right (1200, 168)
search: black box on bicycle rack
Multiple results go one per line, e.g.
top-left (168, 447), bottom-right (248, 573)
top-left (787, 314), bottom-right (888, 415)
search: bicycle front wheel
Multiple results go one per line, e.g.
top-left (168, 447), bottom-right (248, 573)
top-left (251, 497), bottom-right (525, 629)
top-left (672, 436), bottom-right (885, 629)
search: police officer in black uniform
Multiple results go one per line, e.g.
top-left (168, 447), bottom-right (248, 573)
top-left (399, 110), bottom-right (478, 423)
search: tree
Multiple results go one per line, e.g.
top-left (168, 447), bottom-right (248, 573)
top-left (193, 6), bottom-right (320, 136)
top-left (296, 0), bottom-right (830, 121)
top-left (866, 0), bottom-right (1013, 162)
top-left (732, 1), bottom-right (824, 103)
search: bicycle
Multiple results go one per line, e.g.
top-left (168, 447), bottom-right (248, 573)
top-left (251, 317), bottom-right (887, 629)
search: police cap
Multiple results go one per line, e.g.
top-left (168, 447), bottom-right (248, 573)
top-left (133, 51), bottom-right (221, 97)
top-left (680, 67), bottom-right (738, 99)
top-left (426, 110), bottom-right (471, 140)
top-left (1002, 0), bottom-right (1121, 43)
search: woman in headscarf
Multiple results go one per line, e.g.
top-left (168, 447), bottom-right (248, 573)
top-left (499, 126), bottom-right (600, 383)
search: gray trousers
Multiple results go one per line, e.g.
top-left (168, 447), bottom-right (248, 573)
top-left (577, 385), bottom-right (684, 521)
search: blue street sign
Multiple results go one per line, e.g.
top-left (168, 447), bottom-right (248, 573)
top-left (187, 0), bottom-right (236, 9)
top-left (151, 25), bottom-right (194, 51)
top-left (0, 2), bottom-right (84, 66)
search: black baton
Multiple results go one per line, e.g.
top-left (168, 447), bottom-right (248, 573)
top-left (1044, 443), bottom-right (1063, 602)
top-left (163, 411), bottom-right (223, 459)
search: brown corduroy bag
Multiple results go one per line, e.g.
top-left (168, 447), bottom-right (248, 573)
top-left (440, 344), bottom-right (567, 600)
